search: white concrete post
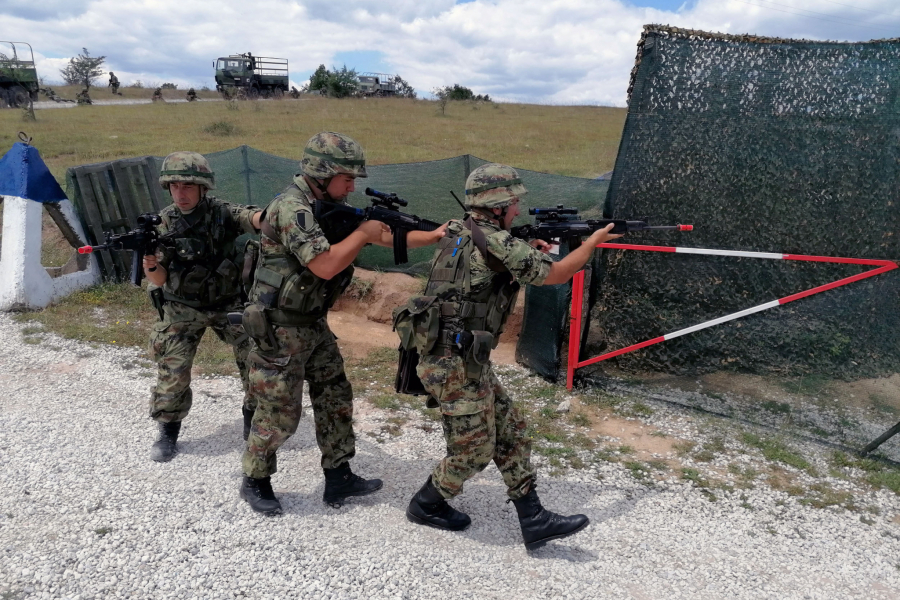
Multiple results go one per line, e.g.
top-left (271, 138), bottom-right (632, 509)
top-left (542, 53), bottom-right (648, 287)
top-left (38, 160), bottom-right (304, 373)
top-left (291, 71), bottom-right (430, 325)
top-left (0, 196), bottom-right (100, 311)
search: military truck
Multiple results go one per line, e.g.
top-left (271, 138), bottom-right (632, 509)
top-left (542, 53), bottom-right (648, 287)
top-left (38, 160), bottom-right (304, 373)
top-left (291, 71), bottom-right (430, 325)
top-left (214, 53), bottom-right (288, 99)
top-left (356, 73), bottom-right (397, 97)
top-left (0, 41), bottom-right (40, 108)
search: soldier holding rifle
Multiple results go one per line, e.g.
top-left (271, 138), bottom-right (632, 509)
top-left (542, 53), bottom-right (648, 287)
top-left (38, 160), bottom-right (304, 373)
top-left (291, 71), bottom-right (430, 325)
top-left (237, 132), bottom-right (446, 515)
top-left (142, 152), bottom-right (264, 462)
top-left (395, 163), bottom-right (623, 549)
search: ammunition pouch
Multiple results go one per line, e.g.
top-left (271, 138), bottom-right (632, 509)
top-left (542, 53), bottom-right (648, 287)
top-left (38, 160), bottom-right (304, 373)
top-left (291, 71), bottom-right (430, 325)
top-left (395, 346), bottom-right (428, 397)
top-left (242, 304), bottom-right (277, 353)
top-left (392, 295), bottom-right (440, 354)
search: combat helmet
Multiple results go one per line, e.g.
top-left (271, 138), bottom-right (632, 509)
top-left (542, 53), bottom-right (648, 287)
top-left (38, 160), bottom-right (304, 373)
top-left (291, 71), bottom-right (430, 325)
top-left (159, 151), bottom-right (216, 190)
top-left (300, 132), bottom-right (368, 179)
top-left (464, 163), bottom-right (527, 209)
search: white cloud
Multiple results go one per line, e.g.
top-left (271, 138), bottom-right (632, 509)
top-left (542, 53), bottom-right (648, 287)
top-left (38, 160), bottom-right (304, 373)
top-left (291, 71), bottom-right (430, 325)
top-left (7, 0), bottom-right (900, 105)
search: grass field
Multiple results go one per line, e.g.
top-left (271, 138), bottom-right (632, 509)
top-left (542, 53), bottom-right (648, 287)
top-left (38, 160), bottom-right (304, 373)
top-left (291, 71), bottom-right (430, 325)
top-left (1, 95), bottom-right (627, 184)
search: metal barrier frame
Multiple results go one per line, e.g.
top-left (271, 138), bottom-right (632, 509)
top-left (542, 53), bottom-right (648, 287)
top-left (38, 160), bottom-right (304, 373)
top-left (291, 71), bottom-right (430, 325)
top-left (566, 242), bottom-right (899, 390)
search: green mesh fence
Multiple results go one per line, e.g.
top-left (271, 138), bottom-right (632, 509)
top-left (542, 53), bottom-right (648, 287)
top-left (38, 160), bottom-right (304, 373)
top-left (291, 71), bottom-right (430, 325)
top-left (589, 26), bottom-right (900, 379)
top-left (70, 148), bottom-right (608, 274)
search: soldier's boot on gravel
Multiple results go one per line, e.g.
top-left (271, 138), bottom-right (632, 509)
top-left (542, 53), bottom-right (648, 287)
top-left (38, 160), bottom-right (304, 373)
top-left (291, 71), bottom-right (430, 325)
top-left (511, 487), bottom-right (589, 550)
top-left (239, 476), bottom-right (282, 515)
top-left (242, 407), bottom-right (254, 441)
top-left (405, 476), bottom-right (471, 531)
top-left (322, 463), bottom-right (383, 508)
top-left (149, 421), bottom-right (181, 463)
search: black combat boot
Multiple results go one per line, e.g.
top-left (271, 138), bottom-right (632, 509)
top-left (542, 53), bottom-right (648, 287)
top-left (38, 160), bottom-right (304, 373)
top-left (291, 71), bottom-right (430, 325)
top-left (406, 476), bottom-right (471, 531)
top-left (242, 407), bottom-right (254, 441)
top-left (322, 463), bottom-right (383, 508)
top-left (511, 487), bottom-right (589, 550)
top-left (239, 476), bottom-right (282, 515)
top-left (149, 421), bottom-right (181, 463)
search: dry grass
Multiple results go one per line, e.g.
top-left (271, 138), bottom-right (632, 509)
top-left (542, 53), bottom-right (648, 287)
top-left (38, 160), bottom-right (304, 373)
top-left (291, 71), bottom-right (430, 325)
top-left (1, 96), bottom-right (626, 184)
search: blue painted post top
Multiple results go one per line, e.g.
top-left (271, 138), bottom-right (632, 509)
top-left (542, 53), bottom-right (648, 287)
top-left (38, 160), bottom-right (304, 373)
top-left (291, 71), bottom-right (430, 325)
top-left (0, 142), bottom-right (67, 203)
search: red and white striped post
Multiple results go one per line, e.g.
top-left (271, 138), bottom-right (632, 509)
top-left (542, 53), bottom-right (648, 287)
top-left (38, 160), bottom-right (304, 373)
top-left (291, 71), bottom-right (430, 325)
top-left (565, 243), bottom-right (898, 390)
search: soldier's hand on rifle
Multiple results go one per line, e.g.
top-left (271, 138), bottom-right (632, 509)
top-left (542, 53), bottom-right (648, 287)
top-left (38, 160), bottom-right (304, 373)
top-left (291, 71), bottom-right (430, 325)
top-left (143, 255), bottom-right (158, 271)
top-left (587, 223), bottom-right (625, 246)
top-left (356, 219), bottom-right (387, 244)
top-left (529, 239), bottom-right (553, 254)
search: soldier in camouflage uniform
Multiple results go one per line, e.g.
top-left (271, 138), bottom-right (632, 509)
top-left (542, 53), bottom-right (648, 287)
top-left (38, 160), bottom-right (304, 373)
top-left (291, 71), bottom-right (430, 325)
top-left (142, 151), bottom-right (264, 463)
top-left (238, 132), bottom-right (446, 515)
top-left (75, 88), bottom-right (92, 105)
top-left (152, 87), bottom-right (164, 102)
top-left (398, 163), bottom-right (622, 549)
top-left (108, 72), bottom-right (120, 95)
top-left (186, 88), bottom-right (197, 102)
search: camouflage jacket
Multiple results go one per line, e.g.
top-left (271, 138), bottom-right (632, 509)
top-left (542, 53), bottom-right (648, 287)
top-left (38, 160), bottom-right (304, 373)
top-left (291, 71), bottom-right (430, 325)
top-left (156, 196), bottom-right (260, 305)
top-left (248, 176), bottom-right (353, 319)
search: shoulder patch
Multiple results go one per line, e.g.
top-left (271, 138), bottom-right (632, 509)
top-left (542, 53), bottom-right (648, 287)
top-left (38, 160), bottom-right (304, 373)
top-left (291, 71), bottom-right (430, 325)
top-left (296, 211), bottom-right (313, 231)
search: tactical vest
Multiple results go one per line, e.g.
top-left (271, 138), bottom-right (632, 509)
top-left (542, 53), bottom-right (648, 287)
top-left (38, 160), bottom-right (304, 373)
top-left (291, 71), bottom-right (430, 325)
top-left (162, 199), bottom-right (242, 308)
top-left (249, 193), bottom-right (353, 326)
top-left (393, 218), bottom-right (519, 375)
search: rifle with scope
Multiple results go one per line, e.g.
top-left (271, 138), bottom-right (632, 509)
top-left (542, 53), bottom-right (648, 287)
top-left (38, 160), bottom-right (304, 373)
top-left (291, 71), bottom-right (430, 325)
top-left (77, 213), bottom-right (164, 286)
top-left (314, 187), bottom-right (441, 265)
top-left (510, 205), bottom-right (693, 251)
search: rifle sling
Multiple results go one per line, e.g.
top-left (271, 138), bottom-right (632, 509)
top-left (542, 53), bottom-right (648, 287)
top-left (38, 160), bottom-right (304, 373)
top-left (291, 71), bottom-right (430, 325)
top-left (465, 217), bottom-right (507, 273)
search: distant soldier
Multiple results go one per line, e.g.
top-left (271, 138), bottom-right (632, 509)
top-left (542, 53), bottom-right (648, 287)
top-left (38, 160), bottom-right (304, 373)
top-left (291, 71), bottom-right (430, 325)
top-left (186, 88), bottom-right (198, 102)
top-left (290, 86), bottom-right (300, 99)
top-left (142, 152), bottom-right (265, 463)
top-left (75, 88), bottom-right (92, 105)
top-left (152, 87), bottom-right (164, 102)
top-left (108, 72), bottom-right (120, 95)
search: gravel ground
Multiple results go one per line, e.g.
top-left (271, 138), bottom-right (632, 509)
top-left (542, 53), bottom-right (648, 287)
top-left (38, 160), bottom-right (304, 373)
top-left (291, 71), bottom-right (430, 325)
top-left (2, 312), bottom-right (900, 600)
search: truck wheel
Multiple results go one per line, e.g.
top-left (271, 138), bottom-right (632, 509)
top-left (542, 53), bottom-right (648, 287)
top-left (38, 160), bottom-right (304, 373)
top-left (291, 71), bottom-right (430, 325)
top-left (273, 88), bottom-right (284, 99)
top-left (248, 86), bottom-right (260, 100)
top-left (9, 85), bottom-right (28, 108)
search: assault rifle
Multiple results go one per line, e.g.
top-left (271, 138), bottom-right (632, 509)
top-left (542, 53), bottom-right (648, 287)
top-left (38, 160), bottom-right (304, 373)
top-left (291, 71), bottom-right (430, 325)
top-left (510, 205), bottom-right (692, 251)
top-left (78, 213), bottom-right (163, 286)
top-left (314, 188), bottom-right (441, 265)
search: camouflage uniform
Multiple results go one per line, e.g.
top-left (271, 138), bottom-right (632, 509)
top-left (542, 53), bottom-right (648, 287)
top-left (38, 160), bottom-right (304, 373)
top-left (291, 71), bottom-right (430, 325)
top-left (417, 216), bottom-right (551, 500)
top-left (108, 73), bottom-right (119, 94)
top-left (186, 88), bottom-right (197, 102)
top-left (402, 163), bottom-right (590, 546)
top-left (241, 174), bottom-right (355, 478)
top-left (152, 87), bottom-right (163, 102)
top-left (75, 88), bottom-right (92, 105)
top-left (149, 196), bottom-right (261, 423)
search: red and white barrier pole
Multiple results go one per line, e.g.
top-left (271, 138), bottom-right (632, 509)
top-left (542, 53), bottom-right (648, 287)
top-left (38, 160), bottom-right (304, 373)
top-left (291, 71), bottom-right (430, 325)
top-left (566, 243), bottom-right (898, 390)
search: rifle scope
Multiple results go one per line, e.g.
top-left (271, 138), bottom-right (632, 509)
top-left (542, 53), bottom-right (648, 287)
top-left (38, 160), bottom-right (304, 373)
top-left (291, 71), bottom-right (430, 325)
top-left (365, 187), bottom-right (408, 207)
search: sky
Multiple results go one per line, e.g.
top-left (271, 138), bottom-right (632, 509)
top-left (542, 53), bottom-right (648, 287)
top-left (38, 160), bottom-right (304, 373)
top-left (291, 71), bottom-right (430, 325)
top-left (3, 0), bottom-right (900, 106)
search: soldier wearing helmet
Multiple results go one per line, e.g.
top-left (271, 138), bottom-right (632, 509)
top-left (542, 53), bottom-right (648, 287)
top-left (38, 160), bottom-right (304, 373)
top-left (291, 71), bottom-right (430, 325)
top-left (142, 151), bottom-right (264, 463)
top-left (398, 163), bottom-right (622, 549)
top-left (238, 132), bottom-right (446, 515)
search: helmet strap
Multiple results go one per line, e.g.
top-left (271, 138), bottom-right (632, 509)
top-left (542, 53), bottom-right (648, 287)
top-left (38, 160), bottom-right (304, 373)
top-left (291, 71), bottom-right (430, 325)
top-left (303, 175), bottom-right (329, 200)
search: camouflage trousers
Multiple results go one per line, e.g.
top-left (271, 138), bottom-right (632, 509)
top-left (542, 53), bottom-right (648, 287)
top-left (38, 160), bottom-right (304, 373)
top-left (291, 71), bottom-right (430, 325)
top-left (417, 355), bottom-right (535, 500)
top-left (241, 319), bottom-right (354, 479)
top-left (148, 300), bottom-right (253, 423)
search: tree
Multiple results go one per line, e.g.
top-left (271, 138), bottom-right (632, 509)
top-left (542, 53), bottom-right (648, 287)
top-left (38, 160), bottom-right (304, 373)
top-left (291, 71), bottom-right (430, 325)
top-left (325, 65), bottom-right (359, 98)
top-left (308, 64), bottom-right (329, 93)
top-left (445, 84), bottom-right (475, 101)
top-left (433, 87), bottom-right (449, 115)
top-left (59, 48), bottom-right (106, 88)
top-left (389, 75), bottom-right (416, 99)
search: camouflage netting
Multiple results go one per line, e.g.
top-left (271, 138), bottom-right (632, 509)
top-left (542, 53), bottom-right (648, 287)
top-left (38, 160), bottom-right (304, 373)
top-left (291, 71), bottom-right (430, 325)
top-left (588, 25), bottom-right (900, 379)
